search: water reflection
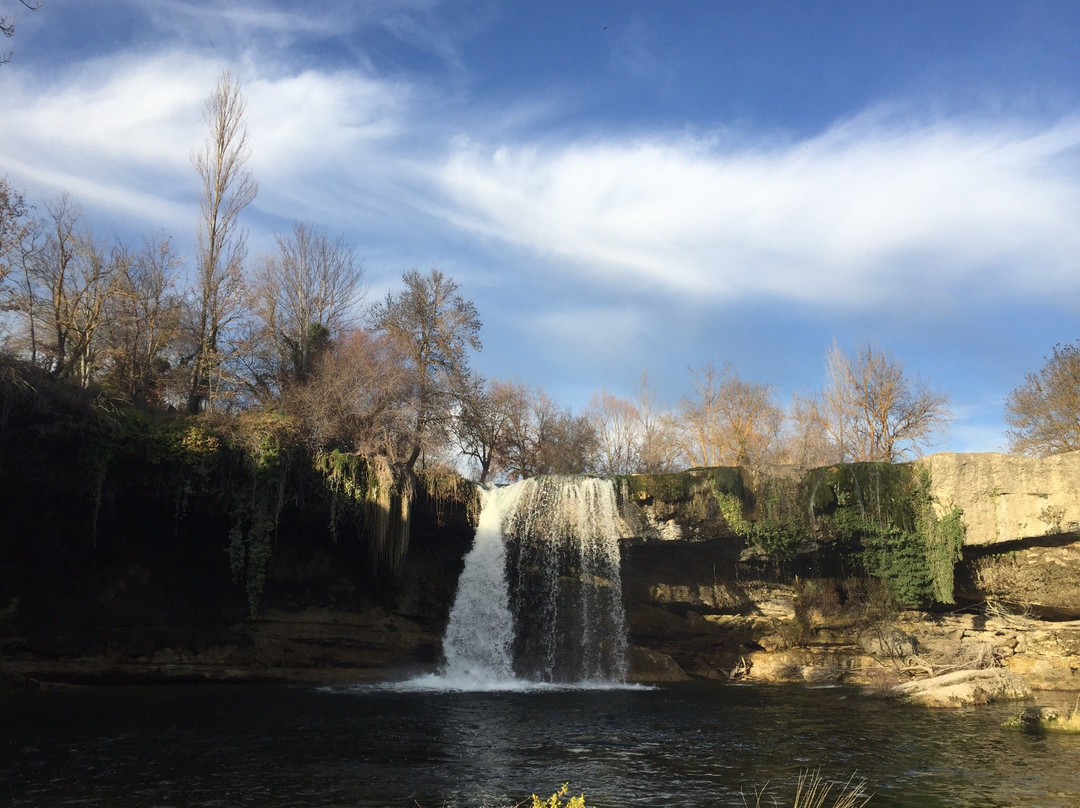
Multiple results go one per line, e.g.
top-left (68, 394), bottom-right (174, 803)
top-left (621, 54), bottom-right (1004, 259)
top-left (2, 682), bottom-right (1079, 807)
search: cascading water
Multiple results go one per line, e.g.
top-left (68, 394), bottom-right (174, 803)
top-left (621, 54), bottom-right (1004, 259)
top-left (440, 484), bottom-right (522, 685)
top-left (439, 476), bottom-right (629, 687)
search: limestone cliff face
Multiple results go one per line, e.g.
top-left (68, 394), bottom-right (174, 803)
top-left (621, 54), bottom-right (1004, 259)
top-left (918, 451), bottom-right (1080, 546)
top-left (918, 452), bottom-right (1080, 618)
top-left (615, 454), bottom-right (1080, 688)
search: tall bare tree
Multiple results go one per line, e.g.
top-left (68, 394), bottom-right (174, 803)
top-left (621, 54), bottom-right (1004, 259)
top-left (1006, 342), bottom-right (1080, 456)
top-left (186, 70), bottom-right (257, 414)
top-left (808, 342), bottom-right (949, 462)
top-left (246, 221), bottom-right (363, 400)
top-left (369, 268), bottom-right (481, 471)
top-left (676, 362), bottom-right (783, 467)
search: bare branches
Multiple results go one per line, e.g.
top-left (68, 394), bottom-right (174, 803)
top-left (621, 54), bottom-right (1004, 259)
top-left (285, 328), bottom-right (413, 457)
top-left (369, 268), bottom-right (481, 471)
top-left (1005, 342), bottom-right (1080, 456)
top-left (676, 362), bottom-right (783, 468)
top-left (454, 377), bottom-right (523, 483)
top-left (1, 0), bottom-right (42, 65)
top-left (8, 194), bottom-right (119, 385)
top-left (586, 388), bottom-right (641, 475)
top-left (100, 235), bottom-right (184, 405)
top-left (186, 70), bottom-right (257, 414)
top-left (806, 343), bottom-right (949, 463)
top-left (247, 221), bottom-right (364, 397)
top-left (0, 176), bottom-right (31, 291)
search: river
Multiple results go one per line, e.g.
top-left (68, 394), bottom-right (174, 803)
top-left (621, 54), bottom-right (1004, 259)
top-left (3, 681), bottom-right (1079, 807)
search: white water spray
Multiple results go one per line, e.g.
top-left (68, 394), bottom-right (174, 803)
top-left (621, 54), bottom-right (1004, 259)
top-left (438, 476), bottom-right (629, 688)
top-left (440, 484), bottom-right (523, 685)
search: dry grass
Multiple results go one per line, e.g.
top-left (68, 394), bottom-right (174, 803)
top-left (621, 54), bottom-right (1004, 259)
top-left (744, 769), bottom-right (872, 808)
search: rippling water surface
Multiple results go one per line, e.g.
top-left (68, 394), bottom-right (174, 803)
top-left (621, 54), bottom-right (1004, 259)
top-left (3, 681), bottom-right (1079, 807)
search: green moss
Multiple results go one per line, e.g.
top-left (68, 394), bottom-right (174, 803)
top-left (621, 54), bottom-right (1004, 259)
top-left (617, 472), bottom-right (696, 503)
top-left (813, 465), bottom-right (964, 608)
top-left (417, 467), bottom-right (481, 526)
top-left (622, 461), bottom-right (965, 608)
top-left (316, 450), bottom-right (414, 573)
top-left (712, 489), bottom-right (751, 537)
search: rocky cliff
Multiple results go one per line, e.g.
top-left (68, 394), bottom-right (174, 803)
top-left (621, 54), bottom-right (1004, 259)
top-left (2, 376), bottom-right (1078, 695)
top-left (614, 453), bottom-right (1080, 690)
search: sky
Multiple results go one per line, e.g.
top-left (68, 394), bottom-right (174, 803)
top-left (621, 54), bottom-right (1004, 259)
top-left (3, 0), bottom-right (1080, 454)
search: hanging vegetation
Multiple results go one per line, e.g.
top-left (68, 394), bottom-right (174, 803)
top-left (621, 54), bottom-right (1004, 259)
top-left (316, 450), bottom-right (415, 573)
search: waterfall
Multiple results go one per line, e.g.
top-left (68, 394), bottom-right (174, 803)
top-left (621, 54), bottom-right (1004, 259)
top-left (441, 484), bottom-right (521, 684)
top-left (440, 476), bottom-right (629, 686)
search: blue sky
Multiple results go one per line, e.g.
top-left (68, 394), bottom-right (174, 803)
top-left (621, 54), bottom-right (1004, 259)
top-left (3, 0), bottom-right (1080, 453)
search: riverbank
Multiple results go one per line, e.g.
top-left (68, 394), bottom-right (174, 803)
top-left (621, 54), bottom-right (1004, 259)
top-left (3, 600), bottom-right (1078, 699)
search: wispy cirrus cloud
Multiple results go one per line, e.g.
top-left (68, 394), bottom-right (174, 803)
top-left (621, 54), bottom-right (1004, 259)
top-left (434, 111), bottom-right (1080, 311)
top-left (5, 27), bottom-right (1080, 327)
top-left (0, 49), bottom-right (419, 237)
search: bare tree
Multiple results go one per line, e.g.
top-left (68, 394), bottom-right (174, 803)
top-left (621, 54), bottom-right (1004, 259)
top-left (247, 222), bottom-right (363, 400)
top-left (586, 388), bottom-right (641, 475)
top-left (499, 387), bottom-right (597, 479)
top-left (454, 377), bottom-right (525, 483)
top-left (0, 177), bottom-right (30, 289)
top-left (11, 195), bottom-right (117, 384)
top-left (0, 179), bottom-right (32, 349)
top-left (781, 392), bottom-right (844, 467)
top-left (286, 327), bottom-right (413, 456)
top-left (808, 342), bottom-right (950, 462)
top-left (1006, 342), bottom-right (1080, 456)
top-left (369, 268), bottom-right (481, 471)
top-left (635, 370), bottom-right (680, 473)
top-left (100, 236), bottom-right (184, 406)
top-left (675, 362), bottom-right (783, 467)
top-left (186, 70), bottom-right (257, 414)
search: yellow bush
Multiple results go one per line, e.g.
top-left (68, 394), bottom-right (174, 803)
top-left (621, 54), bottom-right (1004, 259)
top-left (530, 783), bottom-right (588, 808)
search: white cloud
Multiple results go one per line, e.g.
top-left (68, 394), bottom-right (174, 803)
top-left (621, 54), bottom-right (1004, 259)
top-left (6, 37), bottom-right (1080, 334)
top-left (0, 51), bottom-right (219, 228)
top-left (0, 50), bottom-right (418, 237)
top-left (134, 0), bottom-right (351, 37)
top-left (434, 112), bottom-right (1080, 311)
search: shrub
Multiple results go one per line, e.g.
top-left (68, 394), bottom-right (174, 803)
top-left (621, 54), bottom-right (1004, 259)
top-left (530, 783), bottom-right (588, 808)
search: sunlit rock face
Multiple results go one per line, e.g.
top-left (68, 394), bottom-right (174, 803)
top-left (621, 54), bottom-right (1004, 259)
top-left (917, 451), bottom-right (1080, 546)
top-left (919, 452), bottom-right (1080, 617)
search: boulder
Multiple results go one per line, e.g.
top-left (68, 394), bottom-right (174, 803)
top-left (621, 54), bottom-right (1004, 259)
top-left (892, 668), bottom-right (1032, 708)
top-left (858, 627), bottom-right (919, 658)
top-left (627, 646), bottom-right (691, 682)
